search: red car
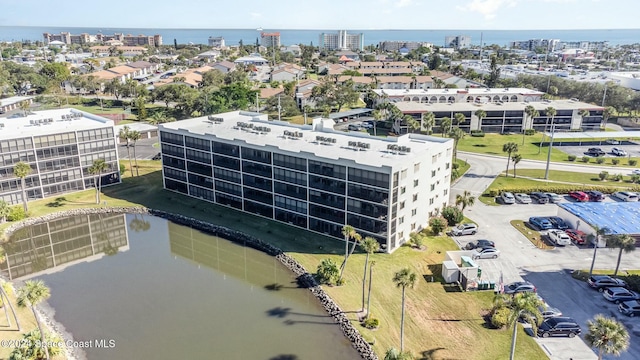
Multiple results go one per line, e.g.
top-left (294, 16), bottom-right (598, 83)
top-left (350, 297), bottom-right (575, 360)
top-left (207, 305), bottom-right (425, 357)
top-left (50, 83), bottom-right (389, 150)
top-left (569, 191), bottom-right (589, 202)
top-left (565, 229), bottom-right (586, 245)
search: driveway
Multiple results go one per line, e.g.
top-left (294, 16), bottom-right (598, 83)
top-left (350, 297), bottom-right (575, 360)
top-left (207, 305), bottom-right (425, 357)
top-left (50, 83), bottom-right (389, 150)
top-left (118, 137), bottom-right (159, 160)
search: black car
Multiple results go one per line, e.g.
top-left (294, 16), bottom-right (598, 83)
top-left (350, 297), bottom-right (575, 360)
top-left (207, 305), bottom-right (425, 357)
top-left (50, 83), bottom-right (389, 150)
top-left (464, 239), bottom-right (495, 250)
top-left (548, 216), bottom-right (569, 230)
top-left (586, 147), bottom-right (605, 156)
top-left (537, 317), bottom-right (581, 338)
top-left (530, 192), bottom-right (549, 204)
top-left (587, 275), bottom-right (628, 292)
top-left (585, 190), bottom-right (605, 202)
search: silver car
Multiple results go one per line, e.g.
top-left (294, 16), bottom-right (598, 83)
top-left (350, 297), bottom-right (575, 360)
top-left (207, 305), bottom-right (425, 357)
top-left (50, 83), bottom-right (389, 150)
top-left (472, 247), bottom-right (500, 259)
top-left (451, 223), bottom-right (478, 236)
top-left (500, 192), bottom-right (516, 204)
top-left (544, 192), bottom-right (562, 203)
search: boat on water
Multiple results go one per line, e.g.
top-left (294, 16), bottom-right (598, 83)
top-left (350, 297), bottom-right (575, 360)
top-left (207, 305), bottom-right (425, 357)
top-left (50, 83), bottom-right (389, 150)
top-left (256, 27), bottom-right (263, 31)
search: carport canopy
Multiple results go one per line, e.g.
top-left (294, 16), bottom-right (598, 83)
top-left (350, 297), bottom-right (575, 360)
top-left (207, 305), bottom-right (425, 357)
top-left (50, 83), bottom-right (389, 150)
top-left (543, 131), bottom-right (640, 145)
top-left (328, 108), bottom-right (373, 120)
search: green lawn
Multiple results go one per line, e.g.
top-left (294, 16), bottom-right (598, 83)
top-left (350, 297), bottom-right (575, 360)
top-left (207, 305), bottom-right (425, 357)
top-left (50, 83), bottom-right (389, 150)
top-left (515, 169), bottom-right (638, 187)
top-left (0, 161), bottom-right (547, 360)
top-left (510, 220), bottom-right (552, 250)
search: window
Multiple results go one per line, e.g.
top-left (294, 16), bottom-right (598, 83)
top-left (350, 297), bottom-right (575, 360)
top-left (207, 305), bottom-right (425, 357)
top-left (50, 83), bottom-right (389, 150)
top-left (399, 201), bottom-right (405, 210)
top-left (400, 186), bottom-right (406, 194)
top-left (429, 198), bottom-right (434, 205)
top-left (411, 209), bottom-right (417, 216)
top-left (411, 223), bottom-right (416, 231)
top-left (431, 170), bottom-right (436, 177)
top-left (445, 163), bottom-right (450, 170)
top-left (399, 216), bottom-right (404, 224)
top-left (413, 179), bottom-right (419, 187)
top-left (444, 189), bottom-right (448, 196)
top-left (430, 184), bottom-right (435, 191)
top-left (413, 194), bottom-right (418, 202)
top-left (414, 163), bottom-right (420, 172)
top-left (432, 155), bottom-right (437, 164)
top-left (400, 169), bottom-right (408, 180)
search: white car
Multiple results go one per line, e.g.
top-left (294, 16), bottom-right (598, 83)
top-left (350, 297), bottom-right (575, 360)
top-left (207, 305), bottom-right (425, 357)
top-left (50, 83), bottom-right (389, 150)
top-left (612, 191), bottom-right (639, 202)
top-left (606, 139), bottom-right (620, 145)
top-left (548, 230), bottom-right (572, 246)
top-left (500, 192), bottom-right (516, 204)
top-left (451, 223), bottom-right (478, 236)
top-left (631, 169), bottom-right (640, 176)
top-left (515, 193), bottom-right (532, 204)
top-left (472, 247), bottom-right (501, 259)
top-left (611, 147), bottom-right (627, 156)
top-left (544, 193), bottom-right (562, 203)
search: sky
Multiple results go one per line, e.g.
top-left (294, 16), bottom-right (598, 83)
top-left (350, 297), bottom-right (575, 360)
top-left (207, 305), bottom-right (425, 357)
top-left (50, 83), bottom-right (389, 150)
top-left (0, 0), bottom-right (637, 30)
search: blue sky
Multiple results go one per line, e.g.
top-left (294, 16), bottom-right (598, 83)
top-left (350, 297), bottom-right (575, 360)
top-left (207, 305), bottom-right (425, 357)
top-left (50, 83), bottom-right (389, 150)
top-left (1, 0), bottom-right (636, 30)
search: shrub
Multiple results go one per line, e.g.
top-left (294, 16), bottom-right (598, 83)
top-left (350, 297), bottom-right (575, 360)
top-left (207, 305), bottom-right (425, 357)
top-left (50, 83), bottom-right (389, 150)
top-left (631, 174), bottom-right (640, 184)
top-left (612, 174), bottom-right (623, 182)
top-left (598, 171), bottom-right (609, 181)
top-left (612, 158), bottom-right (620, 165)
top-left (409, 232), bottom-right (425, 249)
top-left (7, 206), bottom-right (27, 221)
top-left (442, 206), bottom-right (464, 226)
top-left (362, 317), bottom-right (380, 329)
top-left (630, 159), bottom-right (638, 166)
top-left (567, 155), bottom-right (577, 162)
top-left (491, 307), bottom-right (511, 329)
top-left (470, 130), bottom-right (485, 137)
top-left (488, 185), bottom-right (640, 195)
top-left (452, 162), bottom-right (460, 170)
top-left (429, 216), bottom-right (448, 235)
top-left (581, 156), bottom-right (590, 163)
top-left (524, 129), bottom-right (536, 135)
top-left (596, 157), bottom-right (605, 164)
top-left (316, 258), bottom-right (340, 285)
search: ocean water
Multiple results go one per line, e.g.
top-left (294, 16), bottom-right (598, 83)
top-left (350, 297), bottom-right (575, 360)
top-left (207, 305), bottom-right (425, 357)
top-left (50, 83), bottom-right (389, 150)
top-left (1, 26), bottom-right (639, 47)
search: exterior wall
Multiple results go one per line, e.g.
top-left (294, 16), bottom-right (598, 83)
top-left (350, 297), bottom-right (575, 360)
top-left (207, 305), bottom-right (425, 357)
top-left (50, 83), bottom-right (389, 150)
top-left (261, 33), bottom-right (281, 48)
top-left (158, 125), bottom-right (452, 252)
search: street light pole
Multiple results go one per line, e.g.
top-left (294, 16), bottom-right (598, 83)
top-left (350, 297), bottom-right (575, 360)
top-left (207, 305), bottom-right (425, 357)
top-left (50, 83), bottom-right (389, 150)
top-left (544, 123), bottom-right (555, 180)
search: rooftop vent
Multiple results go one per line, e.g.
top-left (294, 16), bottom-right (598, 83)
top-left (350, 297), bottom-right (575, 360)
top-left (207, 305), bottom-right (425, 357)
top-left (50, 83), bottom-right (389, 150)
top-left (315, 136), bottom-right (336, 144)
top-left (254, 126), bottom-right (271, 134)
top-left (387, 144), bottom-right (411, 153)
top-left (235, 121), bottom-right (253, 130)
top-left (284, 130), bottom-right (303, 139)
top-left (207, 115), bottom-right (224, 123)
top-left (348, 141), bottom-right (371, 150)
top-left (0, 123), bottom-right (5, 129)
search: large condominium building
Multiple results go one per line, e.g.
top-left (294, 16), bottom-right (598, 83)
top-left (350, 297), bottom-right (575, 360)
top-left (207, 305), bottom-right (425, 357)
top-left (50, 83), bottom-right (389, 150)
top-left (43, 32), bottom-right (94, 45)
top-left (509, 39), bottom-right (560, 52)
top-left (373, 88), bottom-right (604, 133)
top-left (319, 30), bottom-right (364, 52)
top-left (559, 41), bottom-right (608, 52)
top-left (158, 111), bottom-right (453, 252)
top-left (43, 32), bottom-right (162, 46)
top-left (208, 36), bottom-right (226, 48)
top-left (444, 35), bottom-right (471, 49)
top-left (378, 41), bottom-right (433, 52)
top-left (0, 109), bottom-right (120, 206)
top-left (261, 32), bottom-right (281, 48)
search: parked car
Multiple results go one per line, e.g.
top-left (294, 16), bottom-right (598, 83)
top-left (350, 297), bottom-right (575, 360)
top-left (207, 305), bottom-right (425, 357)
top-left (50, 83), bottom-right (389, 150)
top-left (612, 191), bottom-right (639, 202)
top-left (548, 230), bottom-right (572, 246)
top-left (539, 305), bottom-right (563, 319)
top-left (631, 169), bottom-right (640, 176)
top-left (451, 223), bottom-right (478, 236)
top-left (585, 190), bottom-right (605, 202)
top-left (568, 191), bottom-right (589, 202)
top-left (603, 287), bottom-right (640, 303)
top-left (611, 147), bottom-right (628, 156)
top-left (619, 300), bottom-right (640, 317)
top-left (514, 193), bottom-right (532, 204)
top-left (360, 122), bottom-right (373, 129)
top-left (464, 239), bottom-right (495, 250)
top-left (548, 216), bottom-right (569, 230)
top-left (472, 247), bottom-right (501, 259)
top-left (565, 229), bottom-right (587, 245)
top-left (530, 192), bottom-right (549, 204)
top-left (537, 317), bottom-right (582, 338)
top-left (504, 281), bottom-right (536, 294)
top-left (348, 124), bottom-right (362, 131)
top-left (500, 192), bottom-right (516, 204)
top-left (588, 275), bottom-right (628, 292)
top-left (585, 147), bottom-right (605, 156)
top-left (606, 139), bottom-right (620, 145)
top-left (529, 217), bottom-right (553, 230)
top-left (544, 192), bottom-right (562, 203)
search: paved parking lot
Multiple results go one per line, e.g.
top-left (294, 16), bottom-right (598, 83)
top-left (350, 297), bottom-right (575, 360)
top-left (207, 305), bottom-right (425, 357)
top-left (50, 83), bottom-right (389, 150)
top-left (118, 137), bottom-right (159, 160)
top-left (551, 141), bottom-right (640, 159)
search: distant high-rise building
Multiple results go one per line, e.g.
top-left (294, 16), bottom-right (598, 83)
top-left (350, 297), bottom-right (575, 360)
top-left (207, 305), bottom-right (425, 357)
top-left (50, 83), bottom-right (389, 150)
top-left (260, 32), bottom-right (281, 48)
top-left (444, 35), bottom-right (471, 49)
top-left (43, 32), bottom-right (94, 45)
top-left (208, 36), bottom-right (226, 48)
top-left (319, 30), bottom-right (364, 51)
top-left (559, 41), bottom-right (608, 52)
top-left (508, 39), bottom-right (560, 52)
top-left (379, 41), bottom-right (433, 52)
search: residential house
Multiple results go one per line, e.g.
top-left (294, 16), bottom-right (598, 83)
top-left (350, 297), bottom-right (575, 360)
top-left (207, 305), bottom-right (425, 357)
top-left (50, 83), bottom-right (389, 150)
top-left (211, 61), bottom-right (236, 74)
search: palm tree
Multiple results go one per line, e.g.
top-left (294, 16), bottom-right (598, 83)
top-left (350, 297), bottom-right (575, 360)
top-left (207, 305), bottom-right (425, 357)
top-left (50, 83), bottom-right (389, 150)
top-left (19, 100), bottom-right (30, 116)
top-left (88, 159), bottom-right (108, 204)
top-left (147, 112), bottom-right (168, 125)
top-left (440, 117), bottom-right (452, 137)
top-left (0, 279), bottom-right (20, 330)
top-left (495, 292), bottom-right (543, 360)
top-left (360, 237), bottom-right (380, 313)
top-left (455, 190), bottom-right (475, 212)
top-left (404, 115), bottom-right (420, 134)
top-left (449, 127), bottom-right (465, 162)
top-left (13, 162), bottom-right (32, 212)
top-left (589, 225), bottom-right (611, 277)
top-left (454, 112), bottom-right (466, 128)
top-left (585, 314), bottom-right (630, 360)
top-left (602, 106), bottom-right (615, 130)
top-left (393, 267), bottom-right (417, 352)
top-left (523, 105), bottom-right (539, 145)
top-left (129, 130), bottom-right (141, 176)
top-left (339, 225), bottom-right (360, 282)
top-left (511, 153), bottom-right (522, 178)
top-left (118, 125), bottom-right (134, 177)
top-left (502, 142), bottom-right (518, 177)
top-left (608, 234), bottom-right (636, 276)
top-left (578, 109), bottom-right (590, 122)
top-left (17, 280), bottom-right (51, 360)
top-left (366, 260), bottom-right (376, 321)
top-left (420, 111), bottom-right (435, 135)
top-left (539, 107), bottom-right (556, 154)
top-left (0, 199), bottom-right (9, 223)
top-left (474, 109), bottom-right (486, 131)
top-left (384, 347), bottom-right (412, 360)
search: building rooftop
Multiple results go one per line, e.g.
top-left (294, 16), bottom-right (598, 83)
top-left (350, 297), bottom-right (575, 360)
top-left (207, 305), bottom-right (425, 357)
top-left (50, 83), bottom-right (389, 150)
top-left (374, 87), bottom-right (545, 97)
top-left (159, 111), bottom-right (452, 168)
top-left (0, 96), bottom-right (34, 108)
top-left (395, 99), bottom-right (602, 113)
top-left (0, 108), bottom-right (114, 139)
top-left (559, 202), bottom-right (640, 235)
top-left (543, 131), bottom-right (640, 139)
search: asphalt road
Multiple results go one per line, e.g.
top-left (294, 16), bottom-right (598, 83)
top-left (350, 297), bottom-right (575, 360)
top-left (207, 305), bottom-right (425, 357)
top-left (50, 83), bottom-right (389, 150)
top-left (451, 152), bottom-right (640, 360)
top-left (118, 137), bottom-right (159, 160)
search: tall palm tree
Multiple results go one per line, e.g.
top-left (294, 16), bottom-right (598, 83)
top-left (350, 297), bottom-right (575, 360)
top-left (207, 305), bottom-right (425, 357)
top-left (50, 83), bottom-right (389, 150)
top-left (523, 105), bottom-right (539, 145)
top-left (88, 159), bottom-right (108, 204)
top-left (585, 314), bottom-right (630, 360)
top-left (449, 126), bottom-right (465, 162)
top-left (474, 109), bottom-right (486, 131)
top-left (129, 130), bottom-right (141, 176)
top-left (0, 279), bottom-right (20, 330)
top-left (0, 199), bottom-right (9, 223)
top-left (420, 111), bottom-right (435, 135)
top-left (511, 153), bottom-right (522, 178)
top-left (404, 115), bottom-right (420, 134)
top-left (13, 162), bottom-right (32, 212)
top-left (454, 112), bottom-right (465, 128)
top-left (366, 260), bottom-right (376, 321)
top-left (589, 225), bottom-right (611, 277)
top-left (360, 237), bottom-right (380, 313)
top-left (393, 267), bottom-right (417, 352)
top-left (339, 225), bottom-right (359, 282)
top-left (118, 125), bottom-right (134, 177)
top-left (440, 116), bottom-right (452, 137)
top-left (578, 109), bottom-right (590, 121)
top-left (455, 190), bottom-right (476, 212)
top-left (495, 292), bottom-right (543, 360)
top-left (609, 234), bottom-right (636, 276)
top-left (539, 106), bottom-right (556, 154)
top-left (17, 280), bottom-right (51, 360)
top-left (602, 106), bottom-right (615, 130)
top-left (502, 142), bottom-right (518, 177)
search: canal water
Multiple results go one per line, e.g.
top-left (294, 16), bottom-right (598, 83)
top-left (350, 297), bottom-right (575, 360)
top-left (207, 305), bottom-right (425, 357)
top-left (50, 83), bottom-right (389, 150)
top-left (0, 213), bottom-right (359, 360)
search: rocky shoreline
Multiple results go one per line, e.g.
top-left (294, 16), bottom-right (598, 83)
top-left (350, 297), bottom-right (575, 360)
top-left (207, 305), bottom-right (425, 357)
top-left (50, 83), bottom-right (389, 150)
top-left (4, 207), bottom-right (378, 360)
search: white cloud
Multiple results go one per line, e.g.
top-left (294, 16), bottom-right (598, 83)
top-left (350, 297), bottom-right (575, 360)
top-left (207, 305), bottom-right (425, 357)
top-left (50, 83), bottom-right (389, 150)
top-left (250, 12), bottom-right (262, 19)
top-left (396, 0), bottom-right (413, 7)
top-left (457, 0), bottom-right (518, 20)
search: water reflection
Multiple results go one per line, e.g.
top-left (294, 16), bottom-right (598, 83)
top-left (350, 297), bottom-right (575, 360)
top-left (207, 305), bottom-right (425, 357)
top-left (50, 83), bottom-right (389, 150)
top-left (0, 214), bottom-right (128, 280)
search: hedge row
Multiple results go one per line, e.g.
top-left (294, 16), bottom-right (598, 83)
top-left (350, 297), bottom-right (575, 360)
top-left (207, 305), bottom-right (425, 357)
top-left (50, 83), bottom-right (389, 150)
top-left (485, 185), bottom-right (640, 197)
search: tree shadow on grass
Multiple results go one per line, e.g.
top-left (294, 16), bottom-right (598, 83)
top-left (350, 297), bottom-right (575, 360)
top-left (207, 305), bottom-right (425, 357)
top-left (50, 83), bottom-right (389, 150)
top-left (269, 355), bottom-right (298, 360)
top-left (45, 197), bottom-right (68, 207)
top-left (418, 347), bottom-right (446, 360)
top-left (425, 265), bottom-right (444, 283)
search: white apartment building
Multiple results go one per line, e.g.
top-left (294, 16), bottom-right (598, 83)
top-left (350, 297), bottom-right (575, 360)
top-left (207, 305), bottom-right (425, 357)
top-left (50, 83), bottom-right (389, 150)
top-left (319, 31), bottom-right (364, 52)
